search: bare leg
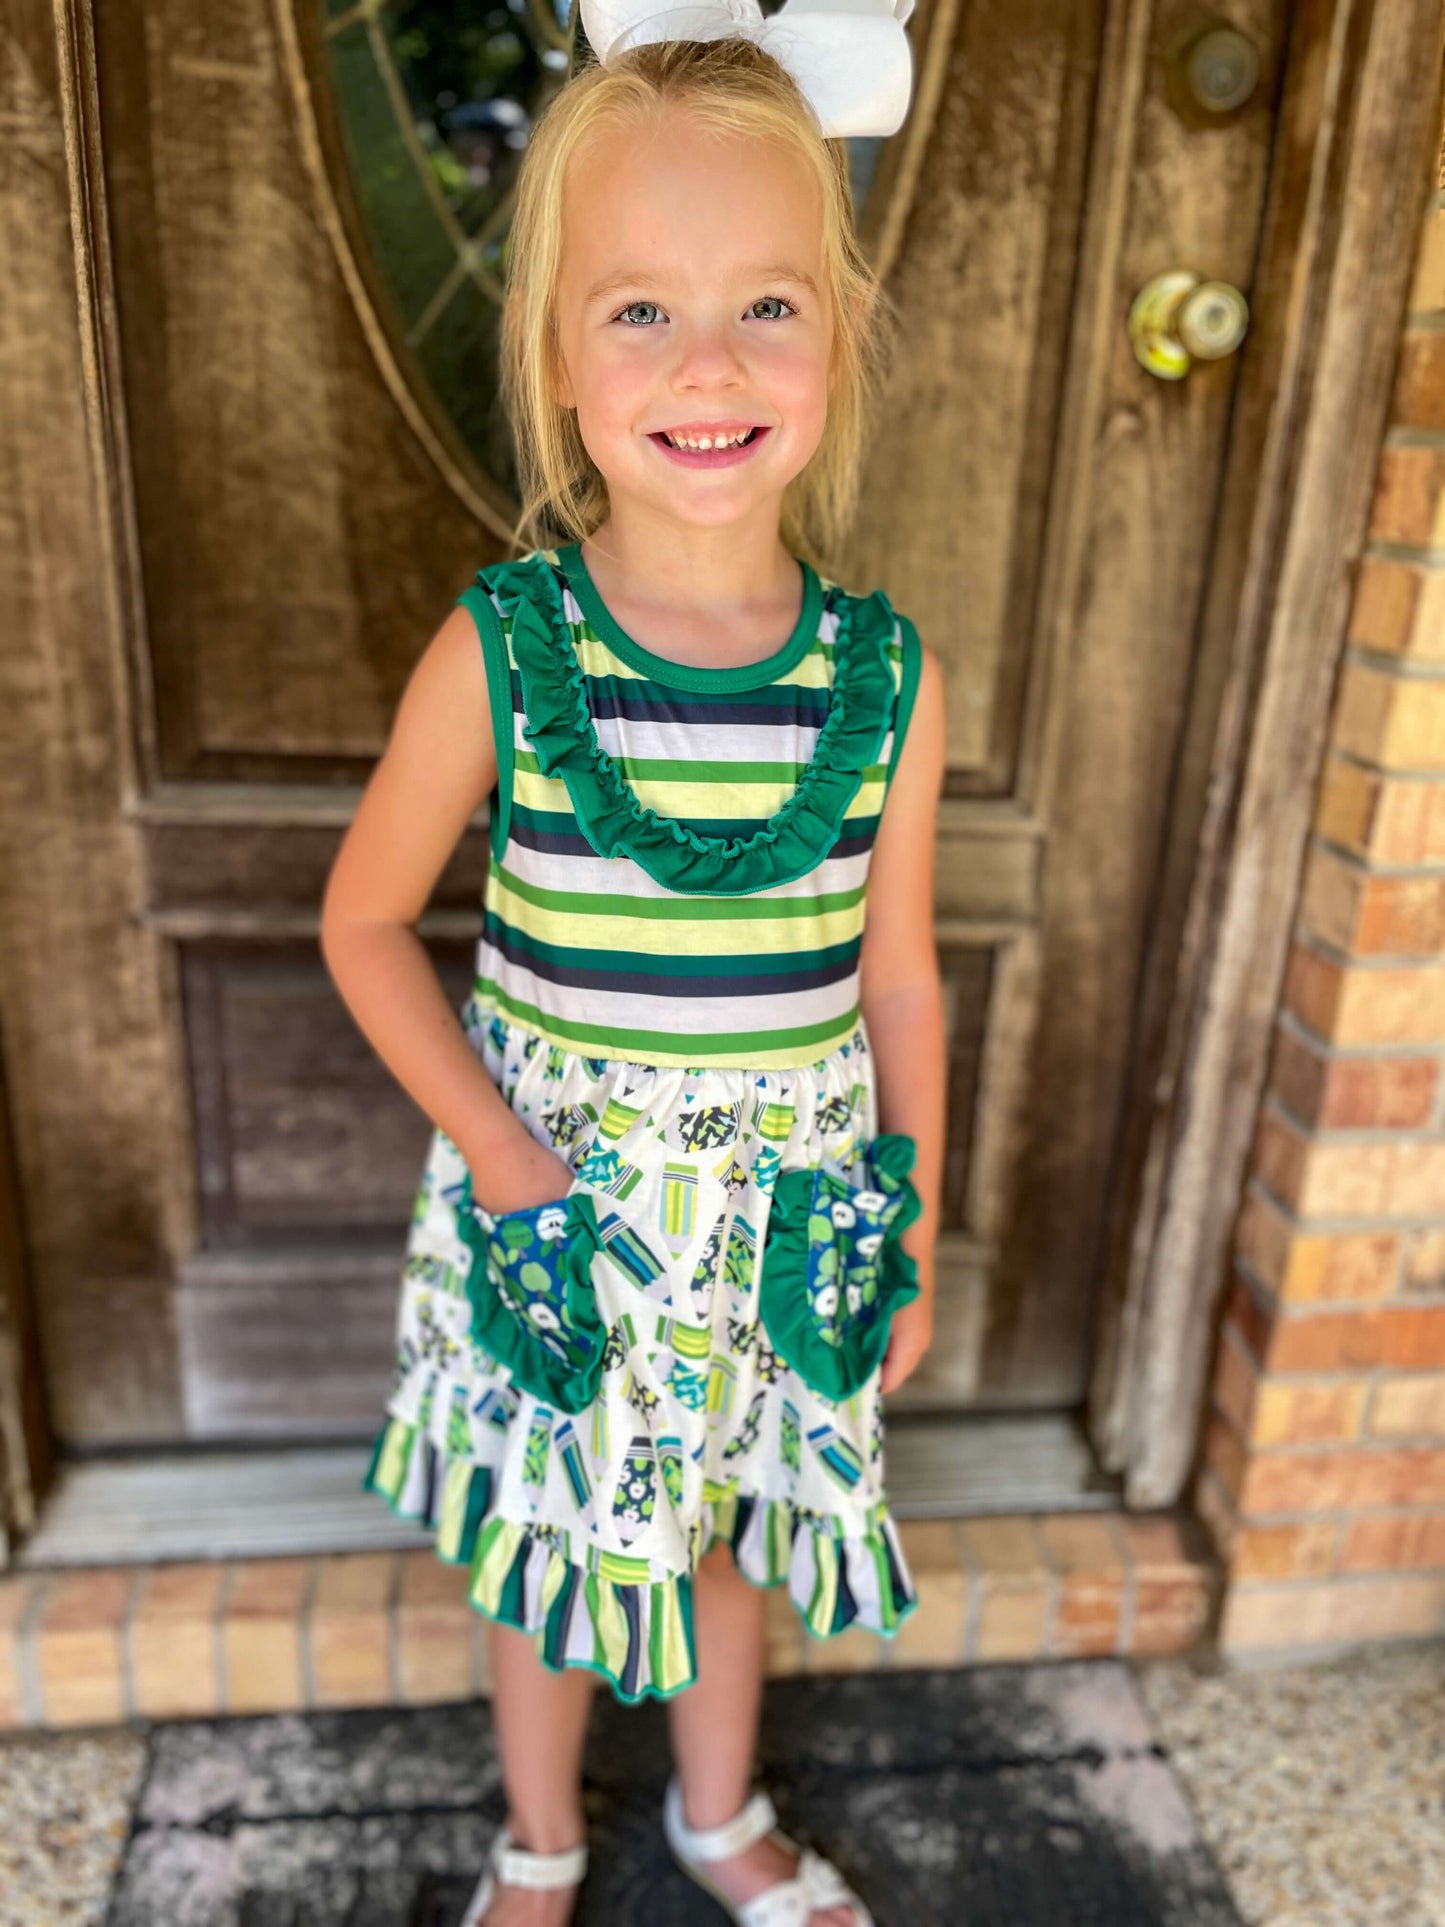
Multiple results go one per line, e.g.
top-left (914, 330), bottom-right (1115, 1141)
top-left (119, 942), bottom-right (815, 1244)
top-left (666, 1542), bottom-right (856, 1926)
top-left (478, 1620), bottom-right (596, 1927)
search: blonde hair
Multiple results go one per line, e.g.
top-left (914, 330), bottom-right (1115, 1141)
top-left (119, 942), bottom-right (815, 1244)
top-left (498, 35), bottom-right (897, 574)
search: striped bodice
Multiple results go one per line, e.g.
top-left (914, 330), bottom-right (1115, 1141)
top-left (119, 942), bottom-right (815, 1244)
top-left (456, 541), bottom-right (922, 1070)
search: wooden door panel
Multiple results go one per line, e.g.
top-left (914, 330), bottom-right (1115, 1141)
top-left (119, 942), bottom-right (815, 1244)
top-left (860, 0), bottom-right (1287, 1405)
top-left (94, 0), bottom-right (488, 779)
top-left (179, 944), bottom-right (476, 1241)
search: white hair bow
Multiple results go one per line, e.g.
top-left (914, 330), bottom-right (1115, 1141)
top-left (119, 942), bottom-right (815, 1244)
top-left (578, 0), bottom-right (916, 139)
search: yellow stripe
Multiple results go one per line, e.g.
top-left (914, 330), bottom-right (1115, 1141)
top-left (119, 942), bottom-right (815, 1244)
top-left (510, 764), bottom-right (888, 823)
top-left (490, 872), bottom-right (867, 956)
top-left (436, 1454), bottom-right (474, 1561)
top-left (595, 1580), bottom-right (632, 1676)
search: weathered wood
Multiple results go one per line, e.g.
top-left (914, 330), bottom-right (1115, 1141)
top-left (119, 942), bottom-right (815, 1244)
top-left (93, 0), bottom-right (494, 780)
top-left (0, 0), bottom-right (193, 1447)
top-left (854, 0), bottom-right (1288, 1405)
top-left (178, 943), bottom-right (474, 1243)
top-left (0, 1049), bottom-right (52, 1540)
top-left (1088, 0), bottom-right (1445, 1505)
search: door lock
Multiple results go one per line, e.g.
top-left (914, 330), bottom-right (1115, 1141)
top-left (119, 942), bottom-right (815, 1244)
top-left (1128, 271), bottom-right (1249, 380)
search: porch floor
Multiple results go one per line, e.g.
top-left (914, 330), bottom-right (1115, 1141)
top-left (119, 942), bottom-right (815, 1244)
top-left (4, 1642), bottom-right (1441, 1925)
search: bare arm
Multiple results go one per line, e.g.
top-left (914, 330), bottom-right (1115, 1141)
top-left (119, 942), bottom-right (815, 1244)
top-left (858, 640), bottom-right (948, 1394)
top-left (318, 601), bottom-right (574, 1214)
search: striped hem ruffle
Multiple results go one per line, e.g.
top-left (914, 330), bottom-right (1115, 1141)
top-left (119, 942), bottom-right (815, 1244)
top-left (362, 1412), bottom-right (918, 1703)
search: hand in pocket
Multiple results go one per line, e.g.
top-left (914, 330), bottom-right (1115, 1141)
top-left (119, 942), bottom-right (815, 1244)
top-left (456, 1171), bottom-right (607, 1413)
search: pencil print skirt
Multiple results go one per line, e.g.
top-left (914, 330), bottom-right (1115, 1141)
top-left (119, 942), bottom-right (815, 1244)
top-left (362, 994), bottom-right (922, 1703)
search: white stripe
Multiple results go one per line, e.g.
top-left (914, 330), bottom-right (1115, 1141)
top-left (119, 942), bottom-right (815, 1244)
top-left (496, 837), bottom-right (876, 903)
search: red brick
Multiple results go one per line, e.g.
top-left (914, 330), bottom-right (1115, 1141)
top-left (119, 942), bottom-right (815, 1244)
top-left (894, 1522), bottom-right (969, 1667)
top-left (129, 1563), bottom-right (224, 1719)
top-left (1368, 444), bottom-right (1445, 545)
top-left (1392, 330), bottom-right (1445, 431)
top-left (36, 1569), bottom-right (134, 1727)
top-left (222, 1560), bottom-right (311, 1716)
top-left (1312, 1050), bottom-right (1438, 1129)
top-left (1230, 1519), bottom-right (1340, 1580)
top-left (1251, 1379), bottom-right (1368, 1448)
top-left (1039, 1516), bottom-right (1125, 1658)
top-left (309, 1554), bottom-right (396, 1708)
top-left (1281, 943), bottom-right (1343, 1039)
top-left (1408, 205), bottom-right (1445, 309)
top-left (1404, 1229), bottom-right (1445, 1292)
top-left (1264, 1305), bottom-right (1445, 1375)
top-left (1369, 1372), bottom-right (1445, 1437)
top-left (1348, 556), bottom-right (1445, 665)
top-left (1315, 761), bottom-right (1445, 865)
top-left (1221, 1573), bottom-right (1445, 1650)
top-left (1357, 877), bottom-right (1445, 958)
top-left (963, 1517), bottom-right (1051, 1662)
top-left (1239, 1446), bottom-right (1445, 1517)
top-left (1333, 661), bottom-right (1445, 775)
top-left (396, 1553), bottom-right (475, 1705)
top-left (1339, 1510), bottom-right (1445, 1571)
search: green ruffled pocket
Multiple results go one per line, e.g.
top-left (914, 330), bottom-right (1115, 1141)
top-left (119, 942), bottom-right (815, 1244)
top-left (457, 1177), bottom-right (607, 1414)
top-left (758, 1133), bottom-right (923, 1402)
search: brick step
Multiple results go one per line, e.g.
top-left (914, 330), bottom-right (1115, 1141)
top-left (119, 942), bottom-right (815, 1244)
top-left (0, 1510), bottom-right (1217, 1729)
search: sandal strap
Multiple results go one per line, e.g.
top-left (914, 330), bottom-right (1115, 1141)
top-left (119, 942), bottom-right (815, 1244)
top-left (489, 1825), bottom-right (589, 1889)
top-left (736, 1848), bottom-right (871, 1927)
top-left (664, 1775), bottom-right (779, 1863)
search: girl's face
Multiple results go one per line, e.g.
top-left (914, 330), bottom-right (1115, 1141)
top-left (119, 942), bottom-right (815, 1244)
top-left (552, 106), bottom-right (833, 534)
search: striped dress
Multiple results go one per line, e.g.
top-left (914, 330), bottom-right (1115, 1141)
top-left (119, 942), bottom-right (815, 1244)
top-left (364, 539), bottom-right (927, 1702)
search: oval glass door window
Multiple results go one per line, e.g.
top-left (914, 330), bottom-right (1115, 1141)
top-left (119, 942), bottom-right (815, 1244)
top-left (314, 0), bottom-right (889, 522)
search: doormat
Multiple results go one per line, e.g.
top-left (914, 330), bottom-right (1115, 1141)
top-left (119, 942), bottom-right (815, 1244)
top-left (105, 1662), bottom-right (1239, 1925)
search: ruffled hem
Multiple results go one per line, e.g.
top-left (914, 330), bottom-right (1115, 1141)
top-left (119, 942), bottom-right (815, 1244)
top-left (485, 552), bottom-right (900, 898)
top-left (363, 1412), bottom-right (918, 1704)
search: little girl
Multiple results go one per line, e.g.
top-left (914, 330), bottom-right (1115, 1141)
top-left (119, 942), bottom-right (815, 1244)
top-left (321, 10), bottom-right (945, 1922)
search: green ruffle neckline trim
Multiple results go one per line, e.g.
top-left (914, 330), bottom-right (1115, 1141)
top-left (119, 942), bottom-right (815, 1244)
top-left (487, 550), bottom-right (899, 898)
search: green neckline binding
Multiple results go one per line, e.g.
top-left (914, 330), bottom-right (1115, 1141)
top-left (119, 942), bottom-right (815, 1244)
top-left (556, 539), bottom-right (824, 693)
top-left (485, 550), bottom-right (900, 898)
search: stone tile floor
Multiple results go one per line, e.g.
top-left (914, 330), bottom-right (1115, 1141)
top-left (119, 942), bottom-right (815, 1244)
top-left (0, 1643), bottom-right (1439, 1926)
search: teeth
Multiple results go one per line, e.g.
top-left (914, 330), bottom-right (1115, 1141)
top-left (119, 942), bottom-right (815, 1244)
top-left (665, 428), bottom-right (752, 449)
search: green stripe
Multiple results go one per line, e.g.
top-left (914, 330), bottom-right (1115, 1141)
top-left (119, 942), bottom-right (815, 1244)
top-left (495, 861), bottom-right (866, 921)
top-left (474, 976), bottom-right (859, 1057)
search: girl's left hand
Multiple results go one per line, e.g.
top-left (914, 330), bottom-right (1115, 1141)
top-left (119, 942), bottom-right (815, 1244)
top-left (879, 1293), bottom-right (934, 1396)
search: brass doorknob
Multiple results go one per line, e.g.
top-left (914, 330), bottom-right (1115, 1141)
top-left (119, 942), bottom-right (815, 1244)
top-left (1128, 271), bottom-right (1250, 380)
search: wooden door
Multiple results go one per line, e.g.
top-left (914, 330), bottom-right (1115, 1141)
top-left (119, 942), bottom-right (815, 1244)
top-left (3, 0), bottom-right (1291, 1459)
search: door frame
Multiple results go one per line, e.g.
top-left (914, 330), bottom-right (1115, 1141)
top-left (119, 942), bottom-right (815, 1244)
top-left (4, 0), bottom-right (1440, 1532)
top-left (1086, 0), bottom-right (1445, 1505)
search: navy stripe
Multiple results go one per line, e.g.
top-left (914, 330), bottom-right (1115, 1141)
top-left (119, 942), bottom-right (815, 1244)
top-left (483, 915), bottom-right (861, 998)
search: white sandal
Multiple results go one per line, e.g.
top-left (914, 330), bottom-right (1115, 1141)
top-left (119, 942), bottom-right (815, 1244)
top-left (663, 1774), bottom-right (874, 1926)
top-left (458, 1825), bottom-right (588, 1926)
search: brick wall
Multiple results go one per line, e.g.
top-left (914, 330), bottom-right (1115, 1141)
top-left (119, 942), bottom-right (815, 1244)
top-left (1197, 171), bottom-right (1445, 1654)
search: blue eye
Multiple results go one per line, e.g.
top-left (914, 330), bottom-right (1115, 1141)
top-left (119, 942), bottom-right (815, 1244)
top-left (610, 295), bottom-right (800, 325)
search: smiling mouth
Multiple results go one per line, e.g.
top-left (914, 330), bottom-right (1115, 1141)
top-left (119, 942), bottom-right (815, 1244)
top-left (647, 425), bottom-right (772, 465)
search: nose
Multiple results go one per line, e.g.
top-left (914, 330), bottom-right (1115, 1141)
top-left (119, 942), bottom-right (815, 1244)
top-left (670, 319), bottom-right (748, 391)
